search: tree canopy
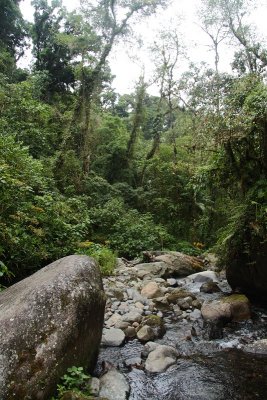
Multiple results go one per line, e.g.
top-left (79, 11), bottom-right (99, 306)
top-left (0, 0), bottom-right (266, 286)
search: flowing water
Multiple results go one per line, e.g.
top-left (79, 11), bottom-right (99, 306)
top-left (127, 350), bottom-right (267, 400)
top-left (95, 278), bottom-right (267, 399)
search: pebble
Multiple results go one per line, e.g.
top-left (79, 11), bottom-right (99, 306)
top-left (90, 377), bottom-right (100, 396)
top-left (114, 321), bottom-right (129, 330)
top-left (106, 313), bottom-right (122, 328)
top-left (135, 301), bottom-right (145, 310)
top-left (118, 303), bottom-right (129, 312)
top-left (167, 278), bottom-right (177, 287)
top-left (124, 357), bottom-right (142, 367)
top-left (192, 299), bottom-right (202, 309)
top-left (105, 311), bottom-right (113, 318)
top-left (124, 326), bottom-right (136, 338)
top-left (154, 278), bottom-right (166, 284)
top-left (144, 311), bottom-right (152, 316)
top-left (189, 309), bottom-right (202, 320)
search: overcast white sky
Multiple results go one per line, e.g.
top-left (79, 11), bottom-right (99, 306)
top-left (20, 0), bottom-right (267, 94)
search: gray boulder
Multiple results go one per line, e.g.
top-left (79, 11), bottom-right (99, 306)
top-left (0, 255), bottom-right (106, 400)
top-left (154, 252), bottom-right (205, 277)
top-left (134, 252), bottom-right (205, 279)
top-left (99, 368), bottom-right (130, 400)
top-left (122, 310), bottom-right (143, 323)
top-left (133, 262), bottom-right (169, 278)
top-left (141, 281), bottom-right (163, 299)
top-left (145, 344), bottom-right (178, 373)
top-left (187, 270), bottom-right (219, 283)
top-left (101, 328), bottom-right (125, 347)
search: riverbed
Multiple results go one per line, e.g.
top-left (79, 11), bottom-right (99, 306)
top-left (94, 255), bottom-right (267, 399)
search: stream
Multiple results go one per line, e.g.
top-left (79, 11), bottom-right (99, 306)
top-left (93, 256), bottom-right (267, 400)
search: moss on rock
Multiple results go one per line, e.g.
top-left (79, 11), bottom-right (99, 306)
top-left (140, 315), bottom-right (166, 338)
top-left (0, 255), bottom-right (106, 400)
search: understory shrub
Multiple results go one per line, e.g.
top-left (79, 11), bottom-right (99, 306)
top-left (0, 135), bottom-right (91, 279)
top-left (176, 241), bottom-right (203, 256)
top-left (77, 242), bottom-right (117, 276)
top-left (216, 180), bottom-right (267, 267)
top-left (51, 366), bottom-right (91, 399)
top-left (109, 210), bottom-right (175, 258)
top-left (0, 261), bottom-right (14, 291)
top-left (90, 198), bottom-right (175, 259)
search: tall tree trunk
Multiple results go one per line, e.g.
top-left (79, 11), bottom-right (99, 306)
top-left (262, 116), bottom-right (267, 177)
top-left (126, 80), bottom-right (146, 161)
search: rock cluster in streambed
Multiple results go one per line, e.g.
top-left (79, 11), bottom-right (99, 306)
top-left (95, 252), bottom-right (253, 400)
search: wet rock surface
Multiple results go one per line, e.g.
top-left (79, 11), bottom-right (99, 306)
top-left (200, 280), bottom-right (221, 293)
top-left (99, 368), bottom-right (130, 400)
top-left (95, 252), bottom-right (267, 400)
top-left (243, 338), bottom-right (267, 355)
top-left (145, 344), bottom-right (178, 372)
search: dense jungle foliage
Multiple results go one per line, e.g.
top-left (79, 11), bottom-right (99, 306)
top-left (0, 0), bottom-right (266, 284)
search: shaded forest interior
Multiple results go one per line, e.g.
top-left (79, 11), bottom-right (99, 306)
top-left (0, 0), bottom-right (266, 284)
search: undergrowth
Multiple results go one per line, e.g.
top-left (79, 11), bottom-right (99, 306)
top-left (77, 242), bottom-right (117, 276)
top-left (51, 366), bottom-right (92, 399)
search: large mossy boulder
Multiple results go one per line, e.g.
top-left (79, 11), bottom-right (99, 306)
top-left (0, 255), bottom-right (106, 400)
top-left (201, 295), bottom-right (250, 323)
top-left (134, 252), bottom-right (205, 279)
top-left (221, 294), bottom-right (251, 321)
top-left (201, 294), bottom-right (251, 339)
